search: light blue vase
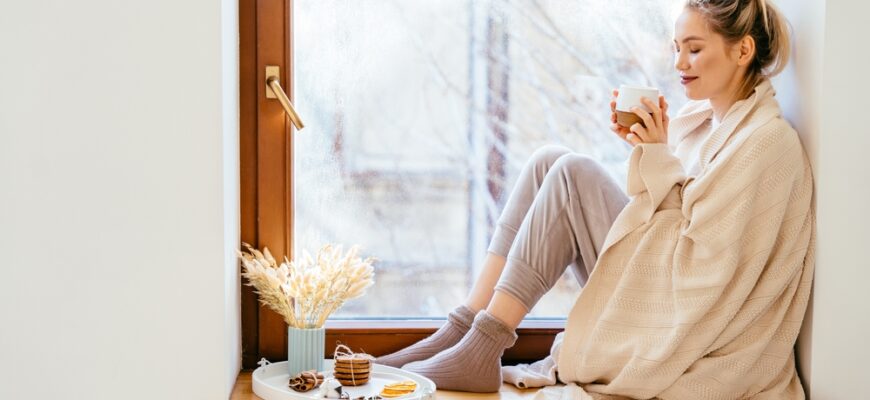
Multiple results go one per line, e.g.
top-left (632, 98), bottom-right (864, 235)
top-left (287, 326), bottom-right (325, 375)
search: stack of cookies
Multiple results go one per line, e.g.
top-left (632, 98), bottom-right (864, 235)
top-left (333, 354), bottom-right (372, 387)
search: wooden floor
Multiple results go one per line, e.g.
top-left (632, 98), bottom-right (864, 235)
top-left (231, 371), bottom-right (545, 400)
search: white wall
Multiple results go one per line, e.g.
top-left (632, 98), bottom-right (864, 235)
top-left (772, 0), bottom-right (822, 393)
top-left (776, 0), bottom-right (870, 398)
top-left (0, 0), bottom-right (241, 398)
top-left (810, 0), bottom-right (870, 398)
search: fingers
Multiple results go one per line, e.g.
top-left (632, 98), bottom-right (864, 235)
top-left (661, 95), bottom-right (669, 125)
top-left (610, 89), bottom-right (618, 122)
top-left (610, 123), bottom-right (628, 140)
top-left (640, 97), bottom-right (661, 128)
top-left (611, 89), bottom-right (619, 112)
top-left (630, 122), bottom-right (649, 143)
top-left (630, 107), bottom-right (654, 140)
top-left (611, 89), bottom-right (619, 124)
top-left (625, 133), bottom-right (642, 146)
top-left (612, 123), bottom-right (637, 147)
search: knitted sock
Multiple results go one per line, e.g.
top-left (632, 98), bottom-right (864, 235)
top-left (402, 310), bottom-right (518, 393)
top-left (374, 305), bottom-right (476, 368)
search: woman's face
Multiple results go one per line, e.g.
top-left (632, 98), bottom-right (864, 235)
top-left (672, 8), bottom-right (744, 101)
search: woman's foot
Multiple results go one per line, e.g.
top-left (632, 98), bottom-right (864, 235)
top-left (374, 305), bottom-right (477, 368)
top-left (402, 310), bottom-right (517, 393)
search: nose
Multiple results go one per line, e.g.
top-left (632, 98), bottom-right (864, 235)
top-left (674, 51), bottom-right (690, 73)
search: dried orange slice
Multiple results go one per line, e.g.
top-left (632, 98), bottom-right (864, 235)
top-left (379, 380), bottom-right (417, 397)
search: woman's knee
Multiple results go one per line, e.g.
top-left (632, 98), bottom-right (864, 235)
top-left (550, 153), bottom-right (607, 180)
top-left (528, 144), bottom-right (573, 170)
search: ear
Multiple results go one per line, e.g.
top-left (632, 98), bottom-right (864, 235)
top-left (735, 35), bottom-right (756, 67)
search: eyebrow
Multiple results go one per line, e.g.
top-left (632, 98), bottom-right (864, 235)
top-left (673, 35), bottom-right (705, 44)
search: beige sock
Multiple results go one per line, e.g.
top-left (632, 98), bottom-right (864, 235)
top-left (402, 310), bottom-right (517, 393)
top-left (374, 305), bottom-right (476, 368)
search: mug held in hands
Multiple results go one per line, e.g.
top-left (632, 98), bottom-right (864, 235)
top-left (615, 85), bottom-right (660, 129)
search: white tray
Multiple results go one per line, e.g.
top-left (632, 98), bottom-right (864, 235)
top-left (252, 359), bottom-right (436, 400)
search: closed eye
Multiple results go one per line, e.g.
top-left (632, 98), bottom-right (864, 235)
top-left (673, 47), bottom-right (700, 54)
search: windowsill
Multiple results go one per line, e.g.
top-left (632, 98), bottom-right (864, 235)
top-left (318, 319), bottom-right (563, 367)
top-left (231, 371), bottom-right (547, 400)
top-left (325, 318), bottom-right (566, 330)
top-left (234, 322), bottom-right (565, 397)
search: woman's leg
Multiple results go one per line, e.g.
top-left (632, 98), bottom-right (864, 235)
top-left (463, 253), bottom-right (507, 312)
top-left (375, 145), bottom-right (573, 368)
top-left (490, 154), bottom-right (630, 327)
top-left (466, 144), bottom-right (575, 311)
top-left (404, 154), bottom-right (629, 392)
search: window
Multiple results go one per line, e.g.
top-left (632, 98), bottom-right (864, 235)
top-left (292, 0), bottom-right (687, 319)
top-left (240, 0), bottom-right (687, 367)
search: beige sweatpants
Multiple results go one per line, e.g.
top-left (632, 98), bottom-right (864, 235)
top-left (489, 145), bottom-right (630, 311)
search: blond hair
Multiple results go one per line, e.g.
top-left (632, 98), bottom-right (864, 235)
top-left (684, 0), bottom-right (791, 100)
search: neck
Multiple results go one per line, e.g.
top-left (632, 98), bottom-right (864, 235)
top-left (709, 73), bottom-right (757, 122)
top-left (708, 87), bottom-right (740, 123)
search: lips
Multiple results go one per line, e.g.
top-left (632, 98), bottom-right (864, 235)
top-left (681, 76), bottom-right (698, 85)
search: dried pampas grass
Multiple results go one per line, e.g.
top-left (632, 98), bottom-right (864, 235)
top-left (237, 242), bottom-right (376, 329)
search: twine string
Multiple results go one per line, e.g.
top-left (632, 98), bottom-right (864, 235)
top-left (301, 370), bottom-right (320, 388)
top-left (333, 343), bottom-right (372, 386)
top-left (289, 369), bottom-right (323, 392)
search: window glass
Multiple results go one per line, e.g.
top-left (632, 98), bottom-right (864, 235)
top-left (294, 0), bottom-right (687, 318)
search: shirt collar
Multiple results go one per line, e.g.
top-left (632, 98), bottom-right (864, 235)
top-left (669, 78), bottom-right (778, 167)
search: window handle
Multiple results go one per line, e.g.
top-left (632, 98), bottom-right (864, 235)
top-left (265, 66), bottom-right (305, 131)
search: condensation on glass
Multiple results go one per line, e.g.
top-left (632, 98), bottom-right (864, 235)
top-left (293, 0), bottom-right (687, 318)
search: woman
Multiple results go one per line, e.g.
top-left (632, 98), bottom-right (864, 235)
top-left (377, 0), bottom-right (815, 398)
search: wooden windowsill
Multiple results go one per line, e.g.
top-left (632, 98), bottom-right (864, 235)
top-left (324, 319), bottom-right (566, 330)
top-left (322, 322), bottom-right (562, 367)
top-left (231, 371), bottom-right (546, 400)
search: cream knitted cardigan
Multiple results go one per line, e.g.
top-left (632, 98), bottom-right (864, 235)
top-left (505, 79), bottom-right (816, 400)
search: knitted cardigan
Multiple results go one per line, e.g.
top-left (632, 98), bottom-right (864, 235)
top-left (504, 79), bottom-right (816, 399)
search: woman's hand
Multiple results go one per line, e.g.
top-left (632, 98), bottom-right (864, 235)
top-left (629, 95), bottom-right (669, 145)
top-left (610, 90), bottom-right (670, 146)
top-left (609, 89), bottom-right (634, 145)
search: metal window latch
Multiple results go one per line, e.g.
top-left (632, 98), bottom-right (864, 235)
top-left (265, 66), bottom-right (305, 130)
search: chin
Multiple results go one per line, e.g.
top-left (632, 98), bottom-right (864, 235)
top-left (684, 89), bottom-right (706, 101)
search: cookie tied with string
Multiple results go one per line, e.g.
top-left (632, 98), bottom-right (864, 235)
top-left (333, 344), bottom-right (374, 386)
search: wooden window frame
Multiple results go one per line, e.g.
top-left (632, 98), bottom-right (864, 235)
top-left (239, 0), bottom-right (561, 370)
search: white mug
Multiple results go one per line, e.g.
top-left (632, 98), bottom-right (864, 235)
top-left (615, 85), bottom-right (660, 128)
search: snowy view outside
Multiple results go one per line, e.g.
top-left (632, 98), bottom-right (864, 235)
top-left (293, 0), bottom-right (688, 318)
